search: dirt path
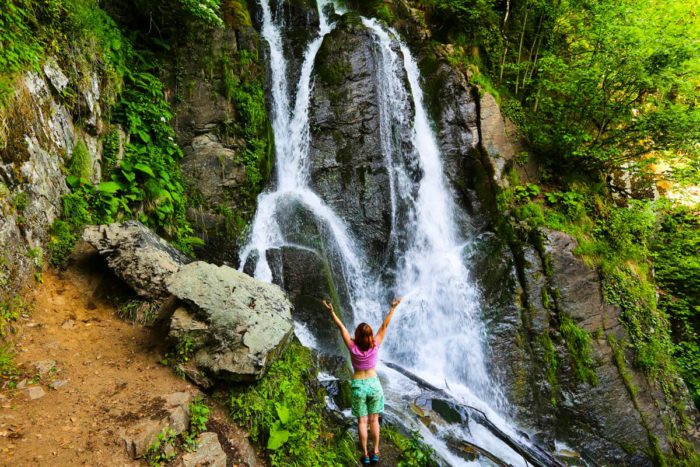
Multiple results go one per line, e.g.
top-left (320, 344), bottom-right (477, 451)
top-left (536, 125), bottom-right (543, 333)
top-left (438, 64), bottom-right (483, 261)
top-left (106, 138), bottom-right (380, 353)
top-left (0, 263), bottom-right (192, 466)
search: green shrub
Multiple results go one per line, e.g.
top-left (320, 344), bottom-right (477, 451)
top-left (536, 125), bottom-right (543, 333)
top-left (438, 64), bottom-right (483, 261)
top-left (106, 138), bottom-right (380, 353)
top-left (652, 205), bottom-right (700, 408)
top-left (188, 397), bottom-right (210, 436)
top-left (229, 341), bottom-right (356, 466)
top-left (0, 344), bottom-right (19, 381)
top-left (383, 427), bottom-right (438, 467)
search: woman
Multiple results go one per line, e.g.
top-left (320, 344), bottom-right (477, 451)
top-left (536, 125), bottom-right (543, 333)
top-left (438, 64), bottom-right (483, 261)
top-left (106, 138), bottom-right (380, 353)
top-left (322, 297), bottom-right (402, 465)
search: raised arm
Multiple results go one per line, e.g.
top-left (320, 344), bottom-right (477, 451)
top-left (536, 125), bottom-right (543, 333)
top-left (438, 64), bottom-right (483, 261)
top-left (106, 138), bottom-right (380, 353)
top-left (322, 300), bottom-right (353, 349)
top-left (375, 297), bottom-right (402, 347)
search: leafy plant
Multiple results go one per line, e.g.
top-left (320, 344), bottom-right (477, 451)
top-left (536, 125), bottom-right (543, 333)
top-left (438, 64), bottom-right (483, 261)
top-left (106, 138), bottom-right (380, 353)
top-left (383, 428), bottom-right (438, 467)
top-left (145, 428), bottom-right (178, 467)
top-left (229, 341), bottom-right (356, 466)
top-left (0, 344), bottom-right (19, 381)
top-left (188, 396), bottom-right (210, 436)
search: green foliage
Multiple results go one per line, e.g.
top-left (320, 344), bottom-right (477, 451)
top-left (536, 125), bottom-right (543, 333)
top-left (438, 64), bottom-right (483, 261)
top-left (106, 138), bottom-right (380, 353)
top-left (145, 428), bottom-right (178, 467)
top-left (419, 0), bottom-right (699, 177)
top-left (101, 129), bottom-right (120, 176)
top-left (229, 341), bottom-right (356, 466)
top-left (117, 299), bottom-right (158, 325)
top-left (108, 67), bottom-right (195, 250)
top-left (0, 295), bottom-right (29, 338)
top-left (559, 315), bottom-right (598, 386)
top-left (161, 335), bottom-right (196, 377)
top-left (0, 0), bottom-right (43, 104)
top-left (47, 190), bottom-right (92, 267)
top-left (0, 344), bottom-right (19, 381)
top-left (188, 396), bottom-right (210, 436)
top-left (220, 48), bottom-right (273, 226)
top-left (652, 205), bottom-right (700, 408)
top-left (383, 427), bottom-right (438, 467)
top-left (512, 183), bottom-right (540, 203)
top-left (177, 0), bottom-right (223, 27)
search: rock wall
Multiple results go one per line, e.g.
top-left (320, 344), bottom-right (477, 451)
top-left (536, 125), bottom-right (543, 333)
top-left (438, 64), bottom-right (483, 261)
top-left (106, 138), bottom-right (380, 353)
top-left (166, 1), bottom-right (271, 267)
top-left (0, 60), bottom-right (110, 302)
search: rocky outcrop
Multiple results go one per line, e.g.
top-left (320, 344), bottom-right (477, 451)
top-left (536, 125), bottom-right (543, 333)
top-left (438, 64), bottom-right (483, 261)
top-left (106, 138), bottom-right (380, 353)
top-left (479, 92), bottom-right (515, 188)
top-left (177, 432), bottom-right (227, 467)
top-left (477, 225), bottom-right (699, 464)
top-left (308, 19), bottom-right (394, 264)
top-left (81, 221), bottom-right (189, 299)
top-left (0, 59), bottom-right (107, 301)
top-left (121, 391), bottom-right (197, 459)
top-left (166, 261), bottom-right (294, 382)
top-left (168, 10), bottom-right (268, 266)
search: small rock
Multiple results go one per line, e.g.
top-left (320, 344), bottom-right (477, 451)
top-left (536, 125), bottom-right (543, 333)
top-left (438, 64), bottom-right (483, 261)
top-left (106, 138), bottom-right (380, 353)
top-left (34, 360), bottom-right (56, 376)
top-left (163, 442), bottom-right (176, 458)
top-left (61, 320), bottom-right (75, 330)
top-left (15, 379), bottom-right (28, 389)
top-left (22, 386), bottom-right (46, 400)
top-left (50, 380), bottom-right (68, 390)
top-left (178, 432), bottom-right (226, 467)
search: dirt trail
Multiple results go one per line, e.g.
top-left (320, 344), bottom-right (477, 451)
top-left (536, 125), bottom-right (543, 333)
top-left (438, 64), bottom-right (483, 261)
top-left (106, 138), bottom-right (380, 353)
top-left (0, 263), bottom-right (192, 466)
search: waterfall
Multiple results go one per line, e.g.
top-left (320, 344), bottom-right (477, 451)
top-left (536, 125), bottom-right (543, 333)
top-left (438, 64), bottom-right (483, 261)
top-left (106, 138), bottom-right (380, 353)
top-left (240, 2), bottom-right (549, 465)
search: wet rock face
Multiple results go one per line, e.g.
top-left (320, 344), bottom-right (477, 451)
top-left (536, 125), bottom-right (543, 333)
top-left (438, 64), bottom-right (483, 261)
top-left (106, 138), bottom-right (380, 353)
top-left (308, 21), bottom-right (393, 266)
top-left (167, 261), bottom-right (294, 382)
top-left (477, 227), bottom-right (687, 465)
top-left (432, 62), bottom-right (479, 190)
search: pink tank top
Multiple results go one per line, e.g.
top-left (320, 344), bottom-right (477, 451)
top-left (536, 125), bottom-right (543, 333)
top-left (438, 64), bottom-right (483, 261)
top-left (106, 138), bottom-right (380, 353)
top-left (349, 340), bottom-right (379, 371)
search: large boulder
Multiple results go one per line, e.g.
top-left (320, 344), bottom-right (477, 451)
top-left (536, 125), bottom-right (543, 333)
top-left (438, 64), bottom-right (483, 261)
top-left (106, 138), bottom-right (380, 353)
top-left (167, 261), bottom-right (294, 382)
top-left (81, 221), bottom-right (189, 299)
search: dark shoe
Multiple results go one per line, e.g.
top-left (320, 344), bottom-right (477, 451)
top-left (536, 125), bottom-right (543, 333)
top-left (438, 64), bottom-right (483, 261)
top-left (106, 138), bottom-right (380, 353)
top-left (370, 452), bottom-right (380, 464)
top-left (360, 455), bottom-right (370, 465)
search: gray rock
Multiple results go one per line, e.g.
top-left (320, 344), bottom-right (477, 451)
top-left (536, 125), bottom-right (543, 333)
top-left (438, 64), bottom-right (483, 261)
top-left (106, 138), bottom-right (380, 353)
top-left (81, 221), bottom-right (189, 299)
top-left (42, 58), bottom-right (69, 94)
top-left (542, 229), bottom-right (611, 331)
top-left (22, 386), bottom-right (46, 400)
top-left (167, 262), bottom-right (294, 382)
top-left (49, 380), bottom-right (68, 390)
top-left (479, 92), bottom-right (515, 188)
top-left (121, 391), bottom-right (196, 459)
top-left (178, 432), bottom-right (226, 467)
top-left (33, 360), bottom-right (56, 376)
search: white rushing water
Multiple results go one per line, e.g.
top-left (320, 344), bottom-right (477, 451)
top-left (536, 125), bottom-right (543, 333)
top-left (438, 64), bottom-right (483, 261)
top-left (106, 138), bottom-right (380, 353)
top-left (241, 2), bottom-right (537, 465)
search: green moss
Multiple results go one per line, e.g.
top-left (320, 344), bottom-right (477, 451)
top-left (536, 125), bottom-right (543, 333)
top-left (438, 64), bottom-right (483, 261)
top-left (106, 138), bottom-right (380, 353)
top-left (69, 138), bottom-right (92, 180)
top-left (559, 315), bottom-right (598, 386)
top-left (538, 331), bottom-right (558, 407)
top-left (316, 32), bottom-right (351, 86)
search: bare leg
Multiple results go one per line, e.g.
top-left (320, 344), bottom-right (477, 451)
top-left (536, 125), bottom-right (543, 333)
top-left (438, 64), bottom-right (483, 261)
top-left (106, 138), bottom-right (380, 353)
top-left (368, 413), bottom-right (380, 454)
top-left (358, 416), bottom-right (369, 456)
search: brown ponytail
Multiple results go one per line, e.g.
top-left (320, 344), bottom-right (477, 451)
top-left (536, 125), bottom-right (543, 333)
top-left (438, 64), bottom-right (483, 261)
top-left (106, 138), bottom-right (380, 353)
top-left (354, 323), bottom-right (375, 351)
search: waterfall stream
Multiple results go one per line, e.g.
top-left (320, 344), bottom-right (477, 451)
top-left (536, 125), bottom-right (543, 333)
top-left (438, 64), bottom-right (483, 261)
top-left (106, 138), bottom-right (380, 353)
top-left (240, 1), bottom-right (554, 465)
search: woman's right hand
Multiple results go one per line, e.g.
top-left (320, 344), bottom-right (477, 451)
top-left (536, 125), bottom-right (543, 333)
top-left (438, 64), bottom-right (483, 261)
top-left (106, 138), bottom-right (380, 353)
top-left (391, 297), bottom-right (402, 308)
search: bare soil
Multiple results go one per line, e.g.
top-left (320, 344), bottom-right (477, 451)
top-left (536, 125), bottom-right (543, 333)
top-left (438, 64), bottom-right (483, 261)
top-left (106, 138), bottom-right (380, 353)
top-left (0, 261), bottom-right (192, 466)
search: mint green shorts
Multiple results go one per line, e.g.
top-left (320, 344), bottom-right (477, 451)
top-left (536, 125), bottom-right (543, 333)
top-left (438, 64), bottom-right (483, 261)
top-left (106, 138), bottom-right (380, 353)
top-left (351, 377), bottom-right (384, 418)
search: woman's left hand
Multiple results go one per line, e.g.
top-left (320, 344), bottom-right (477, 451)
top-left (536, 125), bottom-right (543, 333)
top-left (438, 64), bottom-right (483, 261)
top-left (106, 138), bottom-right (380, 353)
top-left (322, 299), bottom-right (334, 313)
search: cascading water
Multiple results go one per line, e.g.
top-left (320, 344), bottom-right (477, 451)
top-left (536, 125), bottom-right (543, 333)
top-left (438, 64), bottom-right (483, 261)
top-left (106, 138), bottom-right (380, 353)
top-left (241, 1), bottom-right (556, 465)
